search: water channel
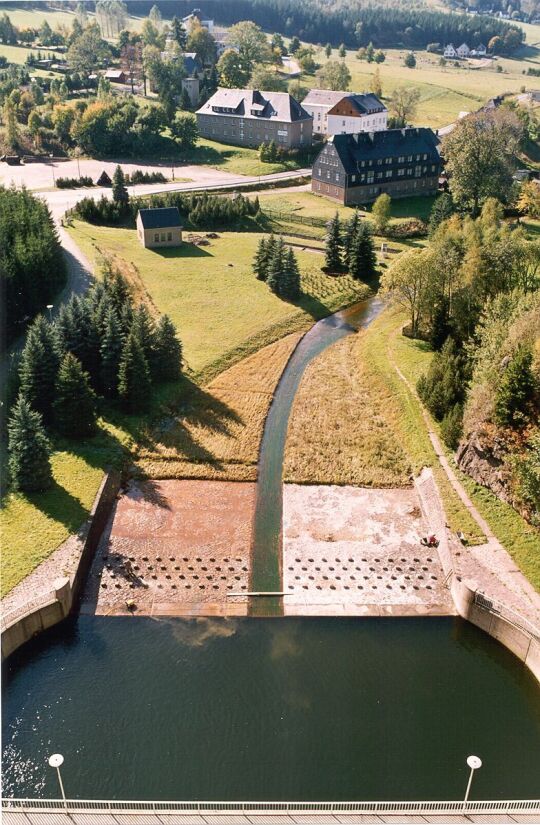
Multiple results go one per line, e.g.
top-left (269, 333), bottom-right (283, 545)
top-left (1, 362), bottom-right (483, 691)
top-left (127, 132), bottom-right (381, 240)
top-left (2, 297), bottom-right (540, 802)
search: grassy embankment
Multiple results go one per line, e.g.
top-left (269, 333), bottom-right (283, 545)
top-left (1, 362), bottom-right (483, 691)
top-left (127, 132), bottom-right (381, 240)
top-left (1, 220), bottom-right (372, 595)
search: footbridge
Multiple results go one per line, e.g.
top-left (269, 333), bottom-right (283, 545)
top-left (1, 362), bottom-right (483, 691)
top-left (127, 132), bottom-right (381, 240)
top-left (2, 799), bottom-right (540, 824)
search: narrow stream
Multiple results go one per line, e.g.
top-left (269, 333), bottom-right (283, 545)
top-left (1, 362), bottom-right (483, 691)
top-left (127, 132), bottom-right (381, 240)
top-left (250, 296), bottom-right (384, 614)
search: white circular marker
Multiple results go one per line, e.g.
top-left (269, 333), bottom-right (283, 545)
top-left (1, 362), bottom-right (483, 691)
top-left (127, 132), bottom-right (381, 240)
top-left (48, 754), bottom-right (64, 768)
top-left (467, 755), bottom-right (482, 770)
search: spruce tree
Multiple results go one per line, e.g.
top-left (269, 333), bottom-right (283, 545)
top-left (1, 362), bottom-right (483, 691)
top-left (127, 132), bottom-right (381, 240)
top-left (253, 238), bottom-right (269, 281)
top-left (54, 353), bottom-right (97, 438)
top-left (112, 164), bottom-right (129, 205)
top-left (325, 212), bottom-right (343, 272)
top-left (131, 304), bottom-right (156, 376)
top-left (18, 315), bottom-right (61, 422)
top-left (343, 210), bottom-right (360, 268)
top-left (118, 331), bottom-right (152, 413)
top-left (281, 247), bottom-right (301, 300)
top-left (153, 315), bottom-right (182, 382)
top-left (266, 237), bottom-right (286, 295)
top-left (8, 395), bottom-right (52, 492)
top-left (349, 223), bottom-right (377, 282)
top-left (100, 307), bottom-right (124, 397)
top-left (103, 265), bottom-right (132, 315)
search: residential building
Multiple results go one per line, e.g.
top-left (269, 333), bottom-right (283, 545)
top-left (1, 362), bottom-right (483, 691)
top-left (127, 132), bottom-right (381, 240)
top-left (136, 208), bottom-right (183, 249)
top-left (301, 89), bottom-right (348, 134)
top-left (183, 8), bottom-right (214, 33)
top-left (196, 88), bottom-right (313, 149)
top-left (456, 42), bottom-right (471, 58)
top-left (471, 43), bottom-right (487, 56)
top-left (327, 93), bottom-right (388, 136)
top-left (311, 128), bottom-right (441, 205)
top-left (161, 46), bottom-right (204, 107)
top-left (443, 43), bottom-right (457, 57)
top-left (105, 69), bottom-right (127, 83)
top-left (302, 89), bottom-right (387, 136)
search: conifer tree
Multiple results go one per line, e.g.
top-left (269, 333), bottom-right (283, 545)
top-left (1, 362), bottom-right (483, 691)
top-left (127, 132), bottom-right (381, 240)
top-left (131, 304), bottom-right (156, 375)
top-left (18, 315), bottom-right (61, 422)
top-left (54, 353), bottom-right (97, 438)
top-left (8, 395), bottom-right (52, 492)
top-left (153, 315), bottom-right (182, 382)
top-left (343, 210), bottom-right (360, 267)
top-left (325, 212), bottom-right (343, 272)
top-left (253, 237), bottom-right (269, 281)
top-left (282, 247), bottom-right (301, 300)
top-left (103, 265), bottom-right (132, 315)
top-left (100, 306), bottom-right (124, 397)
top-left (349, 223), bottom-right (377, 281)
top-left (266, 237), bottom-right (286, 295)
top-left (112, 164), bottom-right (129, 204)
top-left (118, 331), bottom-right (151, 413)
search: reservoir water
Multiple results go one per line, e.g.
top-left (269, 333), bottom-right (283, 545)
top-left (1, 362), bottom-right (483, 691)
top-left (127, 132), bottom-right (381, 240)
top-left (2, 616), bottom-right (540, 801)
top-left (3, 297), bottom-right (540, 802)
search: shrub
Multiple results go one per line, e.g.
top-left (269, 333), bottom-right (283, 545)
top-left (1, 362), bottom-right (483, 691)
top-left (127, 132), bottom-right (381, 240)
top-left (56, 175), bottom-right (94, 188)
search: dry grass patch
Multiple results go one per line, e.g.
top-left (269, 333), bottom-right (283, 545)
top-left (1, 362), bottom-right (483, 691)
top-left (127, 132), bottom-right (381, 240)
top-left (135, 333), bottom-right (302, 482)
top-left (284, 333), bottom-right (413, 487)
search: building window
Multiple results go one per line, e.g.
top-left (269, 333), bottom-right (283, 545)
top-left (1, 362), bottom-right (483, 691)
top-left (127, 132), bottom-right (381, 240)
top-left (414, 165), bottom-right (422, 177)
top-left (352, 174), bottom-right (356, 182)
top-left (154, 233), bottom-right (159, 242)
top-left (367, 172), bottom-right (374, 183)
top-left (385, 170), bottom-right (392, 178)
top-left (167, 232), bottom-right (172, 241)
top-left (161, 232), bottom-right (166, 241)
top-left (398, 156), bottom-right (404, 163)
top-left (397, 169), bottom-right (405, 177)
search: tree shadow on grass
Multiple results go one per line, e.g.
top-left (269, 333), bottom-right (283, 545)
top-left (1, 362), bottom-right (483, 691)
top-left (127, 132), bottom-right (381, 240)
top-left (23, 477), bottom-right (90, 535)
top-left (136, 374), bottom-right (243, 470)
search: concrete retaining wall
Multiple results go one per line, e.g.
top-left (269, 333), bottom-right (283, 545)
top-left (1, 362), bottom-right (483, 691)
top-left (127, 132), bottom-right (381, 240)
top-left (1, 470), bottom-right (121, 661)
top-left (415, 468), bottom-right (540, 684)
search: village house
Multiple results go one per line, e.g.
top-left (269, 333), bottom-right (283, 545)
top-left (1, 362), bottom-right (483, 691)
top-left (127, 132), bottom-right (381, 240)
top-left (182, 8), bottom-right (214, 33)
top-left (136, 207), bottom-right (183, 249)
top-left (456, 42), bottom-right (471, 58)
top-left (161, 42), bottom-right (204, 107)
top-left (104, 69), bottom-right (127, 84)
top-left (312, 127), bottom-right (441, 205)
top-left (196, 88), bottom-right (313, 149)
top-left (302, 89), bottom-right (387, 136)
top-left (443, 43), bottom-right (457, 58)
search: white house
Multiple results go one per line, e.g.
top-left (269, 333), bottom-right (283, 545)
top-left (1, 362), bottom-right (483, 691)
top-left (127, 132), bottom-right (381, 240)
top-left (326, 93), bottom-right (388, 136)
top-left (456, 42), bottom-right (471, 58)
top-left (443, 43), bottom-right (457, 58)
top-left (302, 89), bottom-right (387, 135)
top-left (183, 9), bottom-right (214, 33)
top-left (472, 43), bottom-right (487, 56)
top-left (301, 89), bottom-right (348, 134)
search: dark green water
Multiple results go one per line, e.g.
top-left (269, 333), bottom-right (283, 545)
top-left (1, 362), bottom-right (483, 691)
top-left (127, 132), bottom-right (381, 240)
top-left (250, 297), bottom-right (383, 613)
top-left (2, 616), bottom-right (540, 801)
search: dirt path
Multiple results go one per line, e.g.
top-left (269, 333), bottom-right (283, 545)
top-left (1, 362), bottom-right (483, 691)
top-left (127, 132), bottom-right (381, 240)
top-left (386, 318), bottom-right (540, 623)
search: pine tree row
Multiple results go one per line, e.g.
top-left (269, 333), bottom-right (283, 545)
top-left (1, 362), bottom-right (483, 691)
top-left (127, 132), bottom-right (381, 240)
top-left (7, 266), bottom-right (183, 493)
top-left (252, 235), bottom-right (301, 301)
top-left (324, 211), bottom-right (378, 282)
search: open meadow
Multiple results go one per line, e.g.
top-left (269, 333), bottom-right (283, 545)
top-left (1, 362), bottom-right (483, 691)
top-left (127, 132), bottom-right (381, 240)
top-left (68, 221), bottom-right (370, 379)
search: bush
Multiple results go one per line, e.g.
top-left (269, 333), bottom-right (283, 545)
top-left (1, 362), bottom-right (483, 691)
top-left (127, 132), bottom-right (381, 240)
top-left (56, 175), bottom-right (94, 188)
top-left (386, 218), bottom-right (428, 238)
top-left (440, 403), bottom-right (463, 450)
top-left (126, 170), bottom-right (167, 184)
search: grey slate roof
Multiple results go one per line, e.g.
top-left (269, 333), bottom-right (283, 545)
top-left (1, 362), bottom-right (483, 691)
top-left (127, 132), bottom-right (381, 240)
top-left (197, 89), bottom-right (312, 122)
top-left (183, 52), bottom-right (203, 75)
top-left (138, 207), bottom-right (182, 229)
top-left (325, 128), bottom-right (440, 174)
top-left (301, 89), bottom-right (347, 108)
top-left (331, 92), bottom-right (386, 115)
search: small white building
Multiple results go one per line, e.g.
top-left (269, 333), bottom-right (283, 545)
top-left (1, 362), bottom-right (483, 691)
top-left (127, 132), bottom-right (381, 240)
top-left (443, 43), bottom-right (457, 58)
top-left (302, 89), bottom-right (387, 136)
top-left (456, 43), bottom-right (471, 58)
top-left (473, 43), bottom-right (487, 56)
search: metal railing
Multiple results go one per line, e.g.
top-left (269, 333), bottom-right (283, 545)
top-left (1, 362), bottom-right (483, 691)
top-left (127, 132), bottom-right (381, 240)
top-left (3, 798), bottom-right (540, 814)
top-left (474, 591), bottom-right (540, 641)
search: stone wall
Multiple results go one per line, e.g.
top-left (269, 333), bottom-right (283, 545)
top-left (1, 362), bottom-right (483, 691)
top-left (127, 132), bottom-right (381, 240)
top-left (415, 467), bottom-right (540, 684)
top-left (1, 469), bottom-right (121, 661)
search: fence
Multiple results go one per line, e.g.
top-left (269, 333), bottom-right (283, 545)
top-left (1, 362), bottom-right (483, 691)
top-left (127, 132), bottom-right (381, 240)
top-left (474, 591), bottom-right (540, 641)
top-left (3, 798), bottom-right (540, 815)
top-left (261, 207), bottom-right (329, 229)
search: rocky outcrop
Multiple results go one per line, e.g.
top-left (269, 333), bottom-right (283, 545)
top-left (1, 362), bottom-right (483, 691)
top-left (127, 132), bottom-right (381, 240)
top-left (456, 430), bottom-right (513, 505)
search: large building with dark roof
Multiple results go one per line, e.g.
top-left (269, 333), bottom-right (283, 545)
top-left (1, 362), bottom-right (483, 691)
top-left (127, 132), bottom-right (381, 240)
top-left (312, 127), bottom-right (441, 205)
top-left (196, 89), bottom-right (313, 149)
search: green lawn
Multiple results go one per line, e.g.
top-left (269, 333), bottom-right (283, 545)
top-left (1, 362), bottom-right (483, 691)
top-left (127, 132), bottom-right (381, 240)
top-left (68, 221), bottom-right (371, 381)
top-left (259, 189), bottom-right (436, 223)
top-left (0, 42), bottom-right (63, 66)
top-left (178, 138), bottom-right (307, 177)
top-left (374, 306), bottom-right (540, 589)
top-left (0, 6), bottom-right (144, 33)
